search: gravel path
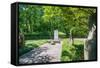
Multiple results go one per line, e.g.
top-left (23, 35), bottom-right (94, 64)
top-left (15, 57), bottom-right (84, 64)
top-left (19, 42), bottom-right (62, 64)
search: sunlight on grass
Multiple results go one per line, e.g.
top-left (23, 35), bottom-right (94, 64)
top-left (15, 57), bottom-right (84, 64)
top-left (25, 39), bottom-right (49, 47)
top-left (19, 39), bottom-right (49, 56)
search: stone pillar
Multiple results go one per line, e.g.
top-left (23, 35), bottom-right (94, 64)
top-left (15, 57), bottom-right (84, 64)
top-left (54, 30), bottom-right (59, 41)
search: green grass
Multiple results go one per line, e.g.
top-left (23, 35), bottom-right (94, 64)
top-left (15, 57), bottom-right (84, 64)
top-left (61, 38), bottom-right (84, 61)
top-left (25, 39), bottom-right (48, 46)
top-left (19, 39), bottom-right (48, 56)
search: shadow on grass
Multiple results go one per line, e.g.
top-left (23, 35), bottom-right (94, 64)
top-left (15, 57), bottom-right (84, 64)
top-left (19, 44), bottom-right (39, 56)
top-left (72, 44), bottom-right (84, 60)
top-left (61, 50), bottom-right (72, 61)
top-left (61, 44), bottom-right (84, 61)
top-left (62, 50), bottom-right (72, 58)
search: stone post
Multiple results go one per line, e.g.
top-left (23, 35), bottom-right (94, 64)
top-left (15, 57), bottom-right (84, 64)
top-left (54, 30), bottom-right (59, 41)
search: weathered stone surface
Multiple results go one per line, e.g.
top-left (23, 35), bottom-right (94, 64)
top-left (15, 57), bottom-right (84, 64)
top-left (19, 43), bottom-right (62, 64)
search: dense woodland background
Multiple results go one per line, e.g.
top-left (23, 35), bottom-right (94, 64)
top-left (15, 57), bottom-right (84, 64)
top-left (19, 4), bottom-right (96, 39)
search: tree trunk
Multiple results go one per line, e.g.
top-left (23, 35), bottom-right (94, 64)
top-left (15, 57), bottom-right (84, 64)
top-left (69, 28), bottom-right (74, 45)
top-left (19, 33), bottom-right (25, 47)
top-left (84, 13), bottom-right (97, 60)
top-left (84, 25), bottom-right (96, 60)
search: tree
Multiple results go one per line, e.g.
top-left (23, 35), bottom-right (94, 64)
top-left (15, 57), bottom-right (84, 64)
top-left (19, 5), bottom-right (96, 40)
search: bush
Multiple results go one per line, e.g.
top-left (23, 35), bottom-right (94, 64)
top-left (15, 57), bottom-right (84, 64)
top-left (61, 39), bottom-right (84, 61)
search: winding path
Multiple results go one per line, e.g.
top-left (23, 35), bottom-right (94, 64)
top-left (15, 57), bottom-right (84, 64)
top-left (19, 42), bottom-right (62, 64)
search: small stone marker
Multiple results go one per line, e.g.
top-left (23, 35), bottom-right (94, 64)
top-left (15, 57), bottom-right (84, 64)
top-left (53, 30), bottom-right (60, 44)
top-left (54, 30), bottom-right (59, 41)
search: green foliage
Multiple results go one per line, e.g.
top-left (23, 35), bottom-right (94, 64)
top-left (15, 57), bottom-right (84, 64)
top-left (19, 4), bottom-right (96, 38)
top-left (61, 39), bottom-right (84, 61)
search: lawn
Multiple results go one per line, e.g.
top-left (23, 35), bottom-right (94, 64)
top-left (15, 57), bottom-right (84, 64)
top-left (19, 39), bottom-right (49, 56)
